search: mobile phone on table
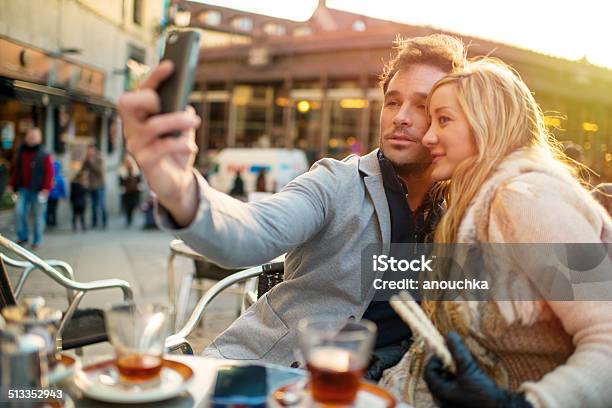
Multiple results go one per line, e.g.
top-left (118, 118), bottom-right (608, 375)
top-left (157, 30), bottom-right (201, 137)
top-left (210, 365), bottom-right (268, 407)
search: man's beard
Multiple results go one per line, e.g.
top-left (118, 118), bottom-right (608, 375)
top-left (389, 158), bottom-right (430, 175)
top-left (379, 134), bottom-right (431, 175)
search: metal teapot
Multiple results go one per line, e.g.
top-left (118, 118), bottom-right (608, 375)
top-left (0, 325), bottom-right (49, 389)
top-left (1, 296), bottom-right (62, 366)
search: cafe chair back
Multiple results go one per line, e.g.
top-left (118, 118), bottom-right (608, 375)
top-left (0, 234), bottom-right (133, 351)
top-left (165, 260), bottom-right (285, 355)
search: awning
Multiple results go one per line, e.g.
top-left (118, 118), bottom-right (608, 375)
top-left (0, 77), bottom-right (116, 114)
top-left (0, 77), bottom-right (70, 106)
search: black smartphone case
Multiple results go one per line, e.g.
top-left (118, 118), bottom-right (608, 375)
top-left (157, 30), bottom-right (201, 136)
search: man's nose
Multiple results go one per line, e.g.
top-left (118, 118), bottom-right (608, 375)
top-left (392, 104), bottom-right (413, 127)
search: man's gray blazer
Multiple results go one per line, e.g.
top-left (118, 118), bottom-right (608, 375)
top-left (158, 149), bottom-right (392, 366)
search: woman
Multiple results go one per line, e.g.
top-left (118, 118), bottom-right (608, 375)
top-left (381, 59), bottom-right (612, 407)
top-left (118, 155), bottom-right (142, 227)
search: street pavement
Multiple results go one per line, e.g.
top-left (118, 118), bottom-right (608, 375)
top-left (1, 211), bottom-right (239, 361)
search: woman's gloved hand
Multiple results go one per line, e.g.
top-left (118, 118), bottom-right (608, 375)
top-left (423, 332), bottom-right (532, 408)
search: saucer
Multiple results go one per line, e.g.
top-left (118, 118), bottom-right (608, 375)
top-left (73, 357), bottom-right (193, 404)
top-left (270, 380), bottom-right (396, 408)
top-left (49, 353), bottom-right (80, 384)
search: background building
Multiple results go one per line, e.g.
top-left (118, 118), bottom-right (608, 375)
top-left (0, 0), bottom-right (164, 216)
top-left (184, 0), bottom-right (612, 181)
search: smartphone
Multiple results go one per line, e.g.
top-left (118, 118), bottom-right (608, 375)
top-left (157, 30), bottom-right (201, 137)
top-left (210, 365), bottom-right (268, 407)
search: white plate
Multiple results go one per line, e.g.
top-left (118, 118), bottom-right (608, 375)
top-left (73, 358), bottom-right (193, 404)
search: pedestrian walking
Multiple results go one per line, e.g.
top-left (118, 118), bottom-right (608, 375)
top-left (70, 170), bottom-right (88, 232)
top-left (118, 155), bottom-right (142, 227)
top-left (7, 127), bottom-right (53, 249)
top-left (46, 159), bottom-right (66, 227)
top-left (81, 144), bottom-right (107, 228)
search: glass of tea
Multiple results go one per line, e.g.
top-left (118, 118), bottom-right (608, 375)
top-left (298, 317), bottom-right (376, 406)
top-left (104, 301), bottom-right (172, 387)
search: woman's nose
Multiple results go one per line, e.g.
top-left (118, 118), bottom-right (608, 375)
top-left (422, 125), bottom-right (437, 148)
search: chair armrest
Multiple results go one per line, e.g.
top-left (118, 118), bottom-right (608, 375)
top-left (0, 234), bottom-right (133, 301)
top-left (57, 278), bottom-right (133, 347)
top-left (3, 255), bottom-right (76, 301)
top-left (166, 264), bottom-right (266, 351)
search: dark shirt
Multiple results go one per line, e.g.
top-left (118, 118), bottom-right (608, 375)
top-left (70, 181), bottom-right (88, 209)
top-left (363, 151), bottom-right (443, 348)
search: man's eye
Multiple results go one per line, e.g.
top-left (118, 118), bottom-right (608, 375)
top-left (385, 100), bottom-right (399, 107)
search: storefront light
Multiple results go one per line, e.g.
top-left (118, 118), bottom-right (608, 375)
top-left (340, 99), bottom-right (368, 109)
top-left (605, 153), bottom-right (612, 162)
top-left (174, 8), bottom-right (191, 27)
top-left (233, 96), bottom-right (248, 106)
top-left (297, 100), bottom-right (310, 113)
top-left (582, 122), bottom-right (599, 132)
top-left (275, 97), bottom-right (289, 107)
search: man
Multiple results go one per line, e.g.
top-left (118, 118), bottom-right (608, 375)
top-left (8, 127), bottom-right (53, 249)
top-left (119, 34), bottom-right (466, 372)
top-left (81, 144), bottom-right (107, 228)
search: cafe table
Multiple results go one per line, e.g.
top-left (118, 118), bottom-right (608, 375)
top-left (58, 354), bottom-right (306, 407)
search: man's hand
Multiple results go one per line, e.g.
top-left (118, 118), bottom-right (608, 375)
top-left (423, 332), bottom-right (532, 408)
top-left (118, 60), bottom-right (201, 227)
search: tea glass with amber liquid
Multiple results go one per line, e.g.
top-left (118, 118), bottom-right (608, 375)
top-left (104, 302), bottom-right (172, 387)
top-left (298, 317), bottom-right (376, 406)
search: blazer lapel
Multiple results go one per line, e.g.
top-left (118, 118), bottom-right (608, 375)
top-left (359, 150), bottom-right (391, 248)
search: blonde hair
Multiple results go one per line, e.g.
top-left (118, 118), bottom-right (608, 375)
top-left (427, 58), bottom-right (580, 244)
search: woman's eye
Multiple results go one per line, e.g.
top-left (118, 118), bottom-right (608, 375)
top-left (438, 116), bottom-right (450, 125)
top-left (416, 104), bottom-right (425, 110)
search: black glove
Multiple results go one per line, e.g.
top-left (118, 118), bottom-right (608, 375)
top-left (424, 331), bottom-right (532, 408)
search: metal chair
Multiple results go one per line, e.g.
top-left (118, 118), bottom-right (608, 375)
top-left (167, 239), bottom-right (245, 328)
top-left (165, 260), bottom-right (285, 355)
top-left (0, 233), bottom-right (134, 351)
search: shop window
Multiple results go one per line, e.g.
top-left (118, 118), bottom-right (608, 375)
top-left (197, 10), bottom-right (221, 26)
top-left (125, 45), bottom-right (147, 91)
top-left (232, 85), bottom-right (273, 147)
top-left (352, 20), bottom-right (366, 32)
top-left (133, 0), bottom-right (143, 26)
top-left (208, 101), bottom-right (227, 149)
top-left (329, 99), bottom-right (363, 157)
top-left (368, 100), bottom-right (383, 151)
top-left (293, 26), bottom-right (312, 37)
top-left (294, 99), bottom-right (322, 153)
top-left (107, 114), bottom-right (117, 155)
top-left (263, 22), bottom-right (286, 36)
top-left (231, 16), bottom-right (253, 32)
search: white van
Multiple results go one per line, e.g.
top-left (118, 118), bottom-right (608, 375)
top-left (207, 148), bottom-right (310, 195)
